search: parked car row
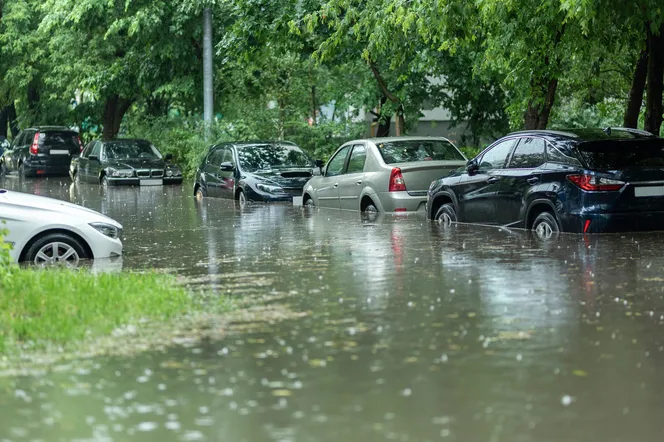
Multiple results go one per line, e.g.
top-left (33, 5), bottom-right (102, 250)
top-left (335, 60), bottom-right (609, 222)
top-left (0, 126), bottom-right (182, 187)
top-left (3, 125), bottom-right (664, 269)
top-left (195, 127), bottom-right (664, 238)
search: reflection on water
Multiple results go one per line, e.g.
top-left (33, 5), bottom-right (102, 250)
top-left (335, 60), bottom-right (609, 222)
top-left (2, 176), bottom-right (664, 441)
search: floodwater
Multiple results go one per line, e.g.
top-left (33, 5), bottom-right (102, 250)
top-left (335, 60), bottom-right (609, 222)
top-left (2, 176), bottom-right (664, 441)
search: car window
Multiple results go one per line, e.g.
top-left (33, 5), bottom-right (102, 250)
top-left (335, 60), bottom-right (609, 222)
top-left (90, 142), bottom-right (102, 158)
top-left (221, 148), bottom-right (234, 165)
top-left (81, 142), bottom-right (95, 158)
top-left (207, 149), bottom-right (224, 167)
top-left (347, 145), bottom-right (366, 174)
top-left (11, 132), bottom-right (23, 148)
top-left (377, 139), bottom-right (464, 164)
top-left (104, 140), bottom-right (162, 160)
top-left (237, 144), bottom-right (311, 172)
top-left (478, 139), bottom-right (517, 171)
top-left (22, 131), bottom-right (36, 148)
top-left (546, 143), bottom-right (583, 167)
top-left (42, 131), bottom-right (80, 149)
top-left (507, 138), bottom-right (546, 169)
top-left (326, 145), bottom-right (351, 177)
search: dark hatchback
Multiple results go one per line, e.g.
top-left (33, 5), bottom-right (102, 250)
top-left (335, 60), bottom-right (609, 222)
top-left (194, 141), bottom-right (321, 204)
top-left (70, 139), bottom-right (182, 186)
top-left (0, 126), bottom-right (82, 177)
top-left (427, 127), bottom-right (664, 236)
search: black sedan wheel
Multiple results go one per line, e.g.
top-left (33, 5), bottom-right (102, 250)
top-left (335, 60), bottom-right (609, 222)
top-left (0, 160), bottom-right (6, 177)
top-left (434, 203), bottom-right (457, 227)
top-left (238, 190), bottom-right (247, 206)
top-left (101, 175), bottom-right (109, 188)
top-left (24, 233), bottom-right (88, 267)
top-left (532, 212), bottom-right (559, 240)
top-left (195, 187), bottom-right (206, 201)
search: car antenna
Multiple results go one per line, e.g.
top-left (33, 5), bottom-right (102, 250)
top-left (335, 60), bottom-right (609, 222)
top-left (603, 127), bottom-right (612, 136)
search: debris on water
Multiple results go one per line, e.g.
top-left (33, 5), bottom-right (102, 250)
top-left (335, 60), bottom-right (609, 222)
top-left (561, 395), bottom-right (574, 406)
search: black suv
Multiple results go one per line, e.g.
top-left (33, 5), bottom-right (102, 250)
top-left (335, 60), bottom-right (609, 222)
top-left (427, 127), bottom-right (664, 236)
top-left (0, 126), bottom-right (83, 177)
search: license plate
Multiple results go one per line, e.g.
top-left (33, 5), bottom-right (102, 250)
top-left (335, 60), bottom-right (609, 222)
top-left (50, 149), bottom-right (70, 155)
top-left (634, 186), bottom-right (664, 197)
top-left (140, 179), bottom-right (163, 186)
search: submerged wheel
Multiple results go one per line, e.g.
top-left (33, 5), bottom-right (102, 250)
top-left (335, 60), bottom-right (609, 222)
top-left (434, 203), bottom-right (457, 227)
top-left (0, 161), bottom-right (6, 177)
top-left (304, 197), bottom-right (315, 208)
top-left (24, 233), bottom-right (88, 267)
top-left (195, 186), bottom-right (205, 201)
top-left (363, 202), bottom-right (378, 213)
top-left (101, 175), bottom-right (109, 188)
top-left (18, 162), bottom-right (26, 178)
top-left (532, 212), bottom-right (559, 240)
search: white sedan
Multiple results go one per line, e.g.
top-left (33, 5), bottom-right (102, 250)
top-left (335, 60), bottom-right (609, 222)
top-left (0, 189), bottom-right (123, 266)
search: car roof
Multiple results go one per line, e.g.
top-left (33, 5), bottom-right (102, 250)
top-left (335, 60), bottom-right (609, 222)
top-left (103, 138), bottom-right (151, 144)
top-left (26, 126), bottom-right (78, 132)
top-left (506, 127), bottom-right (656, 142)
top-left (353, 136), bottom-right (456, 144)
top-left (214, 140), bottom-right (299, 149)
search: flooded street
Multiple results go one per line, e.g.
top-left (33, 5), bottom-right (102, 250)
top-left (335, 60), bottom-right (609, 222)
top-left (3, 176), bottom-right (664, 441)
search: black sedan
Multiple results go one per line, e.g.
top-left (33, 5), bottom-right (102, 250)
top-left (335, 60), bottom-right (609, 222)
top-left (193, 141), bottom-right (322, 204)
top-left (70, 139), bottom-right (182, 187)
top-left (427, 127), bottom-right (664, 237)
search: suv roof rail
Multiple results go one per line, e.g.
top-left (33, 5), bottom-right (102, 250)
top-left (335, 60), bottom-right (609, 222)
top-left (606, 127), bottom-right (655, 137)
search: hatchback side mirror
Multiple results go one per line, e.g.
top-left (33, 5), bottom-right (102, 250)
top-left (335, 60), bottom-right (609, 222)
top-left (220, 161), bottom-right (235, 171)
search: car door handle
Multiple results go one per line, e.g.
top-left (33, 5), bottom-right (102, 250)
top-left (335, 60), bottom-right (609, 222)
top-left (356, 180), bottom-right (362, 185)
top-left (527, 177), bottom-right (540, 185)
top-left (334, 183), bottom-right (339, 188)
top-left (486, 177), bottom-right (498, 184)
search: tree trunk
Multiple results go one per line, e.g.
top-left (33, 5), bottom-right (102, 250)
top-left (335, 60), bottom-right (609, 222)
top-left (7, 103), bottom-right (19, 137)
top-left (624, 34), bottom-right (649, 128)
top-left (102, 95), bottom-right (132, 140)
top-left (524, 77), bottom-right (558, 130)
top-left (645, 24), bottom-right (664, 135)
top-left (27, 85), bottom-right (40, 112)
top-left (395, 105), bottom-right (405, 136)
top-left (373, 95), bottom-right (391, 137)
top-left (0, 106), bottom-right (8, 138)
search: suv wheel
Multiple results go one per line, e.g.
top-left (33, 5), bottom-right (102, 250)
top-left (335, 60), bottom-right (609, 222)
top-left (434, 203), bottom-right (457, 227)
top-left (532, 212), bottom-right (559, 240)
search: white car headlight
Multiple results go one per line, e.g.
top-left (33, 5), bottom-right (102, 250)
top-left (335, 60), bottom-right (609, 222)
top-left (90, 222), bottom-right (120, 239)
top-left (256, 183), bottom-right (285, 194)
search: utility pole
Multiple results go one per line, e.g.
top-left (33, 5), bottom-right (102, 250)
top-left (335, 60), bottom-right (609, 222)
top-left (203, 7), bottom-right (214, 140)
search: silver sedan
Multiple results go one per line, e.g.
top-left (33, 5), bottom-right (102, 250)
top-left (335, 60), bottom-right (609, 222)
top-left (302, 137), bottom-right (467, 213)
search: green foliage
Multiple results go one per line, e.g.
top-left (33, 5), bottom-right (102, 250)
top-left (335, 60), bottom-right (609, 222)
top-left (0, 228), bottom-right (13, 279)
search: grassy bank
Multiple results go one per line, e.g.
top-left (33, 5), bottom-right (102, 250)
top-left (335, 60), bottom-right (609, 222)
top-left (0, 231), bottom-right (233, 355)
top-left (0, 269), bottom-right (198, 353)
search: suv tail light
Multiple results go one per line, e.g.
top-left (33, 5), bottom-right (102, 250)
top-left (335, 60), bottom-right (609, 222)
top-left (389, 167), bottom-right (407, 192)
top-left (567, 174), bottom-right (625, 191)
top-left (29, 132), bottom-right (40, 155)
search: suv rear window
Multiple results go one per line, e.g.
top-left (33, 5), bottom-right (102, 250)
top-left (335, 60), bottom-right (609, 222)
top-left (577, 139), bottom-right (664, 170)
top-left (41, 131), bottom-right (80, 149)
top-left (376, 139), bottom-right (465, 164)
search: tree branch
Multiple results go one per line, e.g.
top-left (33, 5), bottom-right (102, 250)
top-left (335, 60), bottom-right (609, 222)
top-left (369, 61), bottom-right (400, 104)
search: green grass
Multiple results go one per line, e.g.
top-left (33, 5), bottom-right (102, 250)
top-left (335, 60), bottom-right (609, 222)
top-left (0, 268), bottom-right (197, 353)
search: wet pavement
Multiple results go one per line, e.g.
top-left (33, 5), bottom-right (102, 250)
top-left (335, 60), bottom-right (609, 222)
top-left (2, 175), bottom-right (664, 441)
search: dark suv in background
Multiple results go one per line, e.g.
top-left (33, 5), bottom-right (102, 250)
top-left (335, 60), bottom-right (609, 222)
top-left (0, 126), bottom-right (82, 177)
top-left (427, 127), bottom-right (664, 237)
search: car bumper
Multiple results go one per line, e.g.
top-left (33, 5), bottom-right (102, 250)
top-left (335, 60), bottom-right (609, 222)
top-left (375, 191), bottom-right (427, 213)
top-left (23, 159), bottom-right (72, 177)
top-left (106, 177), bottom-right (183, 186)
top-left (560, 211), bottom-right (664, 234)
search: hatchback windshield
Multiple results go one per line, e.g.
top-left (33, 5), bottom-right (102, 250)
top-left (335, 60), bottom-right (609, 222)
top-left (105, 141), bottom-right (162, 160)
top-left (376, 139), bottom-right (465, 164)
top-left (238, 144), bottom-right (312, 172)
top-left (577, 139), bottom-right (664, 170)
